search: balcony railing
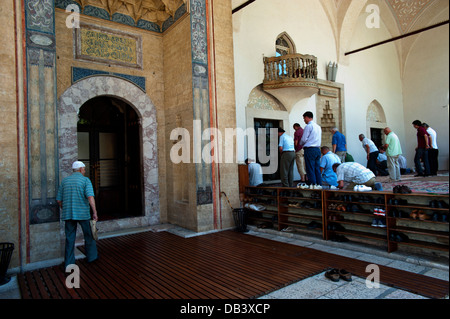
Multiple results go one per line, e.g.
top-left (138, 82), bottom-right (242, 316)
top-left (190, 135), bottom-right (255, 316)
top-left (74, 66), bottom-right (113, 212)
top-left (263, 54), bottom-right (318, 90)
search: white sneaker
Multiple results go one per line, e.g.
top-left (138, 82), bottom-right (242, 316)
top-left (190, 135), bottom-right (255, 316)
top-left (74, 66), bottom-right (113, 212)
top-left (314, 185), bottom-right (323, 190)
top-left (297, 183), bottom-right (308, 189)
top-left (329, 186), bottom-right (338, 190)
top-left (355, 185), bottom-right (372, 192)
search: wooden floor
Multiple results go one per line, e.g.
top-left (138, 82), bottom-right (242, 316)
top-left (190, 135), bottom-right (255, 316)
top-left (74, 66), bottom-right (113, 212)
top-left (17, 230), bottom-right (449, 299)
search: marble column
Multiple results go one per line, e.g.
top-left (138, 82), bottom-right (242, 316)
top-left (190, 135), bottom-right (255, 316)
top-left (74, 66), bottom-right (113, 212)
top-left (24, 0), bottom-right (59, 224)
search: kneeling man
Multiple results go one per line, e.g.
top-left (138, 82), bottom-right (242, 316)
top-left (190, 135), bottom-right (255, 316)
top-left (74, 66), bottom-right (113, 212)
top-left (332, 162), bottom-right (376, 190)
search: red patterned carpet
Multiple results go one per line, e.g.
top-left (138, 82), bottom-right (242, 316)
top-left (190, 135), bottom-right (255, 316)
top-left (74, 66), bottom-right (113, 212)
top-left (378, 171), bottom-right (449, 194)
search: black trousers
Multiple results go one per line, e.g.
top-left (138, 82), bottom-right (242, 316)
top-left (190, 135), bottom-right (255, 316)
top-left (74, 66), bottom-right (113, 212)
top-left (428, 148), bottom-right (439, 175)
top-left (367, 151), bottom-right (379, 176)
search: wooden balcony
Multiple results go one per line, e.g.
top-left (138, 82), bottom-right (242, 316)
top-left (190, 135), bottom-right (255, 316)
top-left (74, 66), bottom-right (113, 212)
top-left (263, 53), bottom-right (318, 91)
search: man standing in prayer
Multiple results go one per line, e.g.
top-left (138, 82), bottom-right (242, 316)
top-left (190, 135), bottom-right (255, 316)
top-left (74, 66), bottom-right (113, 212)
top-left (422, 123), bottom-right (439, 176)
top-left (299, 111), bottom-right (322, 187)
top-left (293, 123), bottom-right (307, 182)
top-left (331, 128), bottom-right (347, 163)
top-left (383, 127), bottom-right (403, 182)
top-left (278, 128), bottom-right (296, 187)
top-left (412, 120), bottom-right (431, 177)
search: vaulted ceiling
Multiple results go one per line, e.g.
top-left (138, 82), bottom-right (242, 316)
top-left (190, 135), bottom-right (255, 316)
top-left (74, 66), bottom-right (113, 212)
top-left (232, 0), bottom-right (449, 74)
top-left (74, 0), bottom-right (187, 27)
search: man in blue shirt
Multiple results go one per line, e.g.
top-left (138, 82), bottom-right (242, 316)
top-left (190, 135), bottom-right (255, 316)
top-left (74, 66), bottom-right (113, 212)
top-left (278, 128), bottom-right (296, 187)
top-left (57, 161), bottom-right (99, 268)
top-left (331, 128), bottom-right (347, 163)
top-left (320, 146), bottom-right (341, 187)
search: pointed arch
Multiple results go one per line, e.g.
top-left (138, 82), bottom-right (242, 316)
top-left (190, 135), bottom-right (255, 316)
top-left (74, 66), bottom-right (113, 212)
top-left (276, 32), bottom-right (297, 56)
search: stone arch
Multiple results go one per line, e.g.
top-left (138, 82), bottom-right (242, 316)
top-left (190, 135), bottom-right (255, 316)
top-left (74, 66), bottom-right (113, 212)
top-left (58, 75), bottom-right (159, 223)
top-left (366, 99), bottom-right (387, 146)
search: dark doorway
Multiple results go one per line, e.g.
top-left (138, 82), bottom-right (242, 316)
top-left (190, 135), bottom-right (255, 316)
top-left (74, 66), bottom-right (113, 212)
top-left (370, 128), bottom-right (384, 149)
top-left (254, 118), bottom-right (282, 182)
top-left (77, 96), bottom-right (143, 220)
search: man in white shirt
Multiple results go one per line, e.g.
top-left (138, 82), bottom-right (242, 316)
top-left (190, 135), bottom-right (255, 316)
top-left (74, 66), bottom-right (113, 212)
top-left (299, 111), bottom-right (322, 186)
top-left (245, 159), bottom-right (264, 187)
top-left (359, 134), bottom-right (379, 176)
top-left (423, 123), bottom-right (439, 176)
top-left (278, 128), bottom-right (296, 187)
top-left (332, 162), bottom-right (376, 190)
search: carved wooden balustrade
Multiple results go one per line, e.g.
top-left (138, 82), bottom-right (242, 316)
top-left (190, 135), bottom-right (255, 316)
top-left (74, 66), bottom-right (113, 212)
top-left (263, 54), bottom-right (318, 90)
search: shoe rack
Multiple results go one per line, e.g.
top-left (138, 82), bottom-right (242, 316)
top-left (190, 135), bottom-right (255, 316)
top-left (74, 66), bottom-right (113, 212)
top-left (385, 193), bottom-right (449, 253)
top-left (278, 188), bottom-right (324, 238)
top-left (244, 186), bottom-right (449, 254)
top-left (244, 187), bottom-right (279, 229)
top-left (323, 190), bottom-right (389, 245)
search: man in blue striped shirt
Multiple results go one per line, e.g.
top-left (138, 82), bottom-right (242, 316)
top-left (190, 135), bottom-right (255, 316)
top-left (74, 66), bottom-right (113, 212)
top-left (57, 161), bottom-right (98, 268)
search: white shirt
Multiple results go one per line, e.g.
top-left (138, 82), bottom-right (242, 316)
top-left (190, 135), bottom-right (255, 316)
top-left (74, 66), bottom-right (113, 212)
top-left (427, 127), bottom-right (438, 149)
top-left (248, 163), bottom-right (263, 186)
top-left (362, 138), bottom-right (378, 153)
top-left (300, 120), bottom-right (322, 148)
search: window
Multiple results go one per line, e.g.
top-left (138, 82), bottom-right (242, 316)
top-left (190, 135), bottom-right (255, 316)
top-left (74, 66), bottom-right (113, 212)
top-left (276, 32), bottom-right (296, 56)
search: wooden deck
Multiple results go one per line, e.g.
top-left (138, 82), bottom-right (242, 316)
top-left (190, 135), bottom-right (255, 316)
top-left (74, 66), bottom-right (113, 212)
top-left (18, 230), bottom-right (449, 299)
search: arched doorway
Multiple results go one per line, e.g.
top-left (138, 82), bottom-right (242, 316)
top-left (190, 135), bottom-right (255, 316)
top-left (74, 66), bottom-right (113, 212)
top-left (58, 76), bottom-right (160, 230)
top-left (366, 100), bottom-right (387, 148)
top-left (77, 96), bottom-right (143, 220)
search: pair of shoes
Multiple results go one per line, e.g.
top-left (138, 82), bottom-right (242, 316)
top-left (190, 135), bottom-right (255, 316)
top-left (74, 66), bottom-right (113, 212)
top-left (373, 207), bottom-right (386, 216)
top-left (389, 231), bottom-right (409, 242)
top-left (371, 218), bottom-right (386, 228)
top-left (393, 185), bottom-right (412, 194)
top-left (297, 183), bottom-right (309, 189)
top-left (353, 185), bottom-right (372, 192)
top-left (325, 268), bottom-right (352, 282)
top-left (336, 204), bottom-right (346, 212)
top-left (327, 223), bottom-right (346, 231)
top-left (418, 211), bottom-right (431, 221)
top-left (311, 192), bottom-right (321, 199)
top-left (429, 200), bottom-right (448, 209)
top-left (328, 203), bottom-right (337, 210)
top-left (328, 213), bottom-right (344, 221)
top-left (390, 208), bottom-right (408, 218)
top-left (432, 212), bottom-right (448, 222)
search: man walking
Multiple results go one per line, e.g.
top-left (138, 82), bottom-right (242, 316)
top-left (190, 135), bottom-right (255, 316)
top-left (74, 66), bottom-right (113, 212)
top-left (383, 127), bottom-right (402, 181)
top-left (293, 123), bottom-right (307, 182)
top-left (331, 128), bottom-right (347, 163)
top-left (278, 128), bottom-right (296, 187)
top-left (359, 134), bottom-right (379, 176)
top-left (412, 120), bottom-right (431, 177)
top-left (57, 161), bottom-right (99, 268)
top-left (299, 111), bottom-right (322, 186)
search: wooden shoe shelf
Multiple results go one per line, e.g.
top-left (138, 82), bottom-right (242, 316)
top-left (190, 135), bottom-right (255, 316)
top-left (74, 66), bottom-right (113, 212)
top-left (323, 190), bottom-right (388, 244)
top-left (244, 186), bottom-right (449, 254)
top-left (278, 188), bottom-right (324, 238)
top-left (385, 193), bottom-right (449, 253)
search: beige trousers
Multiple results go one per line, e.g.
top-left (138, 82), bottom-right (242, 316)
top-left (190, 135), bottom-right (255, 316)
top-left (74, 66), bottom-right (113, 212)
top-left (295, 149), bottom-right (307, 180)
